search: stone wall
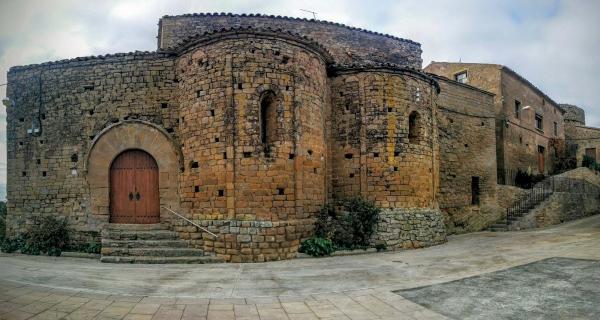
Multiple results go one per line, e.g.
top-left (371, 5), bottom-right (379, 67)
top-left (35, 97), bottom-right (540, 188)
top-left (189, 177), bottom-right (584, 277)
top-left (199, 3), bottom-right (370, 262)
top-left (373, 208), bottom-right (447, 250)
top-left (5, 18), bottom-right (450, 262)
top-left (496, 185), bottom-right (528, 210)
top-left (5, 52), bottom-right (177, 242)
top-left (509, 168), bottom-right (600, 230)
top-left (500, 69), bottom-right (565, 176)
top-left (425, 62), bottom-right (566, 179)
top-left (433, 75), bottom-right (501, 233)
top-left (565, 124), bottom-right (600, 166)
top-left (158, 13), bottom-right (422, 68)
top-left (174, 31), bottom-right (329, 262)
top-left (328, 68), bottom-right (439, 209)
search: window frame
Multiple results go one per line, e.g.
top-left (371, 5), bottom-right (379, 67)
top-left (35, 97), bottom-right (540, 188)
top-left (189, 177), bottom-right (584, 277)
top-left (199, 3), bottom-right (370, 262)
top-left (535, 113), bottom-right (544, 131)
top-left (454, 71), bottom-right (468, 84)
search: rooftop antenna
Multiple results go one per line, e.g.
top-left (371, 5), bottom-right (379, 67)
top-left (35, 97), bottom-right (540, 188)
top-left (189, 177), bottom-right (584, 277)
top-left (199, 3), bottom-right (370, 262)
top-left (300, 9), bottom-right (318, 20)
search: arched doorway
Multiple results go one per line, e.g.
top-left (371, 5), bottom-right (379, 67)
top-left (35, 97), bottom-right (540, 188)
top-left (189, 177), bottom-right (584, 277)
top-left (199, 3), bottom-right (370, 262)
top-left (109, 149), bottom-right (160, 224)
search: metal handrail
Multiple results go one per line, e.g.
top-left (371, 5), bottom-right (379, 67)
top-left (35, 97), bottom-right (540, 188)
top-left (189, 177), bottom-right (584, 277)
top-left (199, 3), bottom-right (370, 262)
top-left (161, 206), bottom-right (218, 238)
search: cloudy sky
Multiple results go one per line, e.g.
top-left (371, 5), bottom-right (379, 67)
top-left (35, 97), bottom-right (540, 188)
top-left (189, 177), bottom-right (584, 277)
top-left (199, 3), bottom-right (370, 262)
top-left (1, 0), bottom-right (599, 200)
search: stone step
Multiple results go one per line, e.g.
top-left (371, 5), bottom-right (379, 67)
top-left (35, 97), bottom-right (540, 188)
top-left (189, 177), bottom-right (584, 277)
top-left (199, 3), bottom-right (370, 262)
top-left (101, 239), bottom-right (189, 248)
top-left (100, 255), bottom-right (223, 264)
top-left (101, 230), bottom-right (180, 241)
top-left (106, 223), bottom-right (169, 231)
top-left (101, 247), bottom-right (205, 257)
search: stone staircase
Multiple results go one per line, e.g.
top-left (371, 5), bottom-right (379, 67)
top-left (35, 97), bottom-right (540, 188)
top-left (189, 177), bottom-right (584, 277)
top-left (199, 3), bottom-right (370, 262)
top-left (101, 224), bottom-right (222, 264)
top-left (489, 179), bottom-right (555, 232)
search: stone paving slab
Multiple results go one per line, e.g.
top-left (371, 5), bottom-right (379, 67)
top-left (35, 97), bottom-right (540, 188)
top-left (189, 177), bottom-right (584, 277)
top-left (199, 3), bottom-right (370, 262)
top-left (0, 215), bottom-right (599, 319)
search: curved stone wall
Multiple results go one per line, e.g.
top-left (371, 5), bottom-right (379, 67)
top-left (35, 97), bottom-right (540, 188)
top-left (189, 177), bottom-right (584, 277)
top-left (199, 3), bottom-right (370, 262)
top-left (158, 13), bottom-right (422, 68)
top-left (560, 103), bottom-right (586, 125)
top-left (329, 68), bottom-right (440, 209)
top-left (176, 32), bottom-right (328, 262)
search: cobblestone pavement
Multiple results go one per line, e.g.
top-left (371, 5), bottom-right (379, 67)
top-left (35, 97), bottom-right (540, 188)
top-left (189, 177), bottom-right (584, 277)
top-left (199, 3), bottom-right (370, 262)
top-left (1, 215), bottom-right (599, 320)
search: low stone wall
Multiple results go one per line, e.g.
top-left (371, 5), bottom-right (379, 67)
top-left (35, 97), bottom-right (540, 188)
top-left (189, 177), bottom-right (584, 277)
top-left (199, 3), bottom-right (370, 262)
top-left (496, 185), bottom-right (528, 209)
top-left (510, 192), bottom-right (600, 230)
top-left (373, 209), bottom-right (447, 250)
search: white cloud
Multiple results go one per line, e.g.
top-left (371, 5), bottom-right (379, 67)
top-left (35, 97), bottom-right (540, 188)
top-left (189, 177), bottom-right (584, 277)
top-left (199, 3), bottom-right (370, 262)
top-left (1, 0), bottom-right (599, 199)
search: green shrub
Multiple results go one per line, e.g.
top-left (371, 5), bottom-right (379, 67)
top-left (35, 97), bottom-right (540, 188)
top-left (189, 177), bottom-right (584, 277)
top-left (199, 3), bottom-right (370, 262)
top-left (375, 243), bottom-right (387, 252)
top-left (315, 197), bottom-right (380, 250)
top-left (0, 237), bottom-right (21, 253)
top-left (582, 155), bottom-right (600, 173)
top-left (68, 241), bottom-right (101, 254)
top-left (23, 216), bottom-right (69, 256)
top-left (299, 237), bottom-right (335, 257)
top-left (515, 169), bottom-right (545, 189)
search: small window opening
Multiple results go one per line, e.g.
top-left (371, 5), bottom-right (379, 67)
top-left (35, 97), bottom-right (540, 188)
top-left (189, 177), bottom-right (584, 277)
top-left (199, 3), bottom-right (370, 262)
top-left (22, 171), bottom-right (26, 177)
top-left (307, 150), bottom-right (313, 156)
top-left (218, 189), bottom-right (225, 197)
top-left (373, 152), bottom-right (379, 157)
top-left (195, 186), bottom-right (200, 193)
top-left (40, 140), bottom-right (44, 144)
top-left (535, 114), bottom-right (543, 131)
top-left (166, 128), bottom-right (174, 133)
top-left (196, 90), bottom-right (202, 98)
top-left (274, 50), bottom-right (280, 56)
top-left (71, 154), bottom-right (78, 162)
top-left (286, 86), bottom-right (290, 91)
top-left (215, 137), bottom-right (219, 142)
top-left (553, 122), bottom-right (558, 136)
top-left (471, 176), bottom-right (481, 205)
top-left (210, 110), bottom-right (215, 116)
top-left (237, 83), bottom-right (243, 90)
top-left (83, 85), bottom-right (94, 91)
top-left (223, 152), bottom-right (227, 159)
top-left (313, 168), bottom-right (317, 174)
top-left (394, 166), bottom-right (398, 172)
top-left (19, 142), bottom-right (23, 146)
top-left (394, 151), bottom-right (400, 157)
top-left (190, 161), bottom-right (199, 169)
top-left (289, 153), bottom-right (295, 159)
top-left (349, 173), bottom-right (355, 178)
top-left (243, 152), bottom-right (252, 158)
top-left (387, 107), bottom-right (393, 113)
top-left (36, 159), bottom-right (41, 165)
top-left (464, 144), bottom-right (469, 148)
top-left (277, 188), bottom-right (285, 195)
top-left (408, 111), bottom-right (420, 142)
top-left (19, 118), bottom-right (24, 122)
top-left (344, 153), bottom-right (353, 159)
top-left (161, 102), bottom-right (168, 109)
top-left (89, 136), bottom-right (95, 141)
top-left (41, 114), bottom-right (46, 120)
top-left (514, 100), bottom-right (521, 119)
top-left (42, 171), bottom-right (47, 177)
top-left (89, 110), bottom-right (94, 115)
top-left (281, 56), bottom-right (289, 64)
top-left (345, 101), bottom-right (350, 112)
top-left (455, 71), bottom-right (468, 84)
top-left (260, 91), bottom-right (278, 145)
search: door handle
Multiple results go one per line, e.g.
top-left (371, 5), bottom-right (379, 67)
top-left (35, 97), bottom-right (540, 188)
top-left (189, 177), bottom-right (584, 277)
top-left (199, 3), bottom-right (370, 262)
top-left (128, 192), bottom-right (133, 201)
top-left (135, 192), bottom-right (141, 201)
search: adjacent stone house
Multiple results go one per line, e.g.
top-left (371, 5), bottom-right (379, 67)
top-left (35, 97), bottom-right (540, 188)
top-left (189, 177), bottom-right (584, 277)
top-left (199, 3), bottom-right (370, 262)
top-left (424, 63), bottom-right (567, 184)
top-left (562, 104), bottom-right (600, 166)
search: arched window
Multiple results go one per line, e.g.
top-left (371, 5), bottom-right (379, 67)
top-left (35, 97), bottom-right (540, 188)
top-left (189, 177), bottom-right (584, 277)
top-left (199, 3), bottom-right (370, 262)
top-left (260, 91), bottom-right (278, 145)
top-left (408, 111), bottom-right (420, 142)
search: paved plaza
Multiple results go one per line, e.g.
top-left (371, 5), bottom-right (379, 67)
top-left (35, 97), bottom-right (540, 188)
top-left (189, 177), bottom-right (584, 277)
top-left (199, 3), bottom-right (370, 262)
top-left (0, 215), bottom-right (599, 319)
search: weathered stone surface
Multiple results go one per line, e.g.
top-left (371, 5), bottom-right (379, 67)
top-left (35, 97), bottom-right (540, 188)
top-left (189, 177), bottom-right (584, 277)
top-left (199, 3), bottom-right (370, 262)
top-left (372, 208), bottom-right (447, 250)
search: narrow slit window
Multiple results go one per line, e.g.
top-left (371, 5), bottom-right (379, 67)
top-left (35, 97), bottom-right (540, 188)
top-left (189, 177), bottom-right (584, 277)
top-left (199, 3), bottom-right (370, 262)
top-left (408, 111), bottom-right (420, 143)
top-left (260, 91), bottom-right (278, 145)
top-left (471, 176), bottom-right (481, 205)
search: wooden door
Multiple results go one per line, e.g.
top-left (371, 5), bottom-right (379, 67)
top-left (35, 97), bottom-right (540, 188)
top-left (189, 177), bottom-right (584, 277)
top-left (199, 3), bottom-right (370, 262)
top-left (537, 146), bottom-right (545, 174)
top-left (110, 150), bottom-right (160, 224)
top-left (586, 148), bottom-right (597, 162)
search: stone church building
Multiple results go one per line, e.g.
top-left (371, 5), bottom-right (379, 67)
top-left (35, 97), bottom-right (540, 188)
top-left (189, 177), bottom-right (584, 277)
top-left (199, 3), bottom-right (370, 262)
top-left (4, 13), bottom-right (597, 262)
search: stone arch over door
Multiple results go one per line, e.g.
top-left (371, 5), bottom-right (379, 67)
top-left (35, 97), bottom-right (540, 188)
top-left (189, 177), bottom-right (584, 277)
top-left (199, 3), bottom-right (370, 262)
top-left (86, 120), bottom-right (182, 223)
